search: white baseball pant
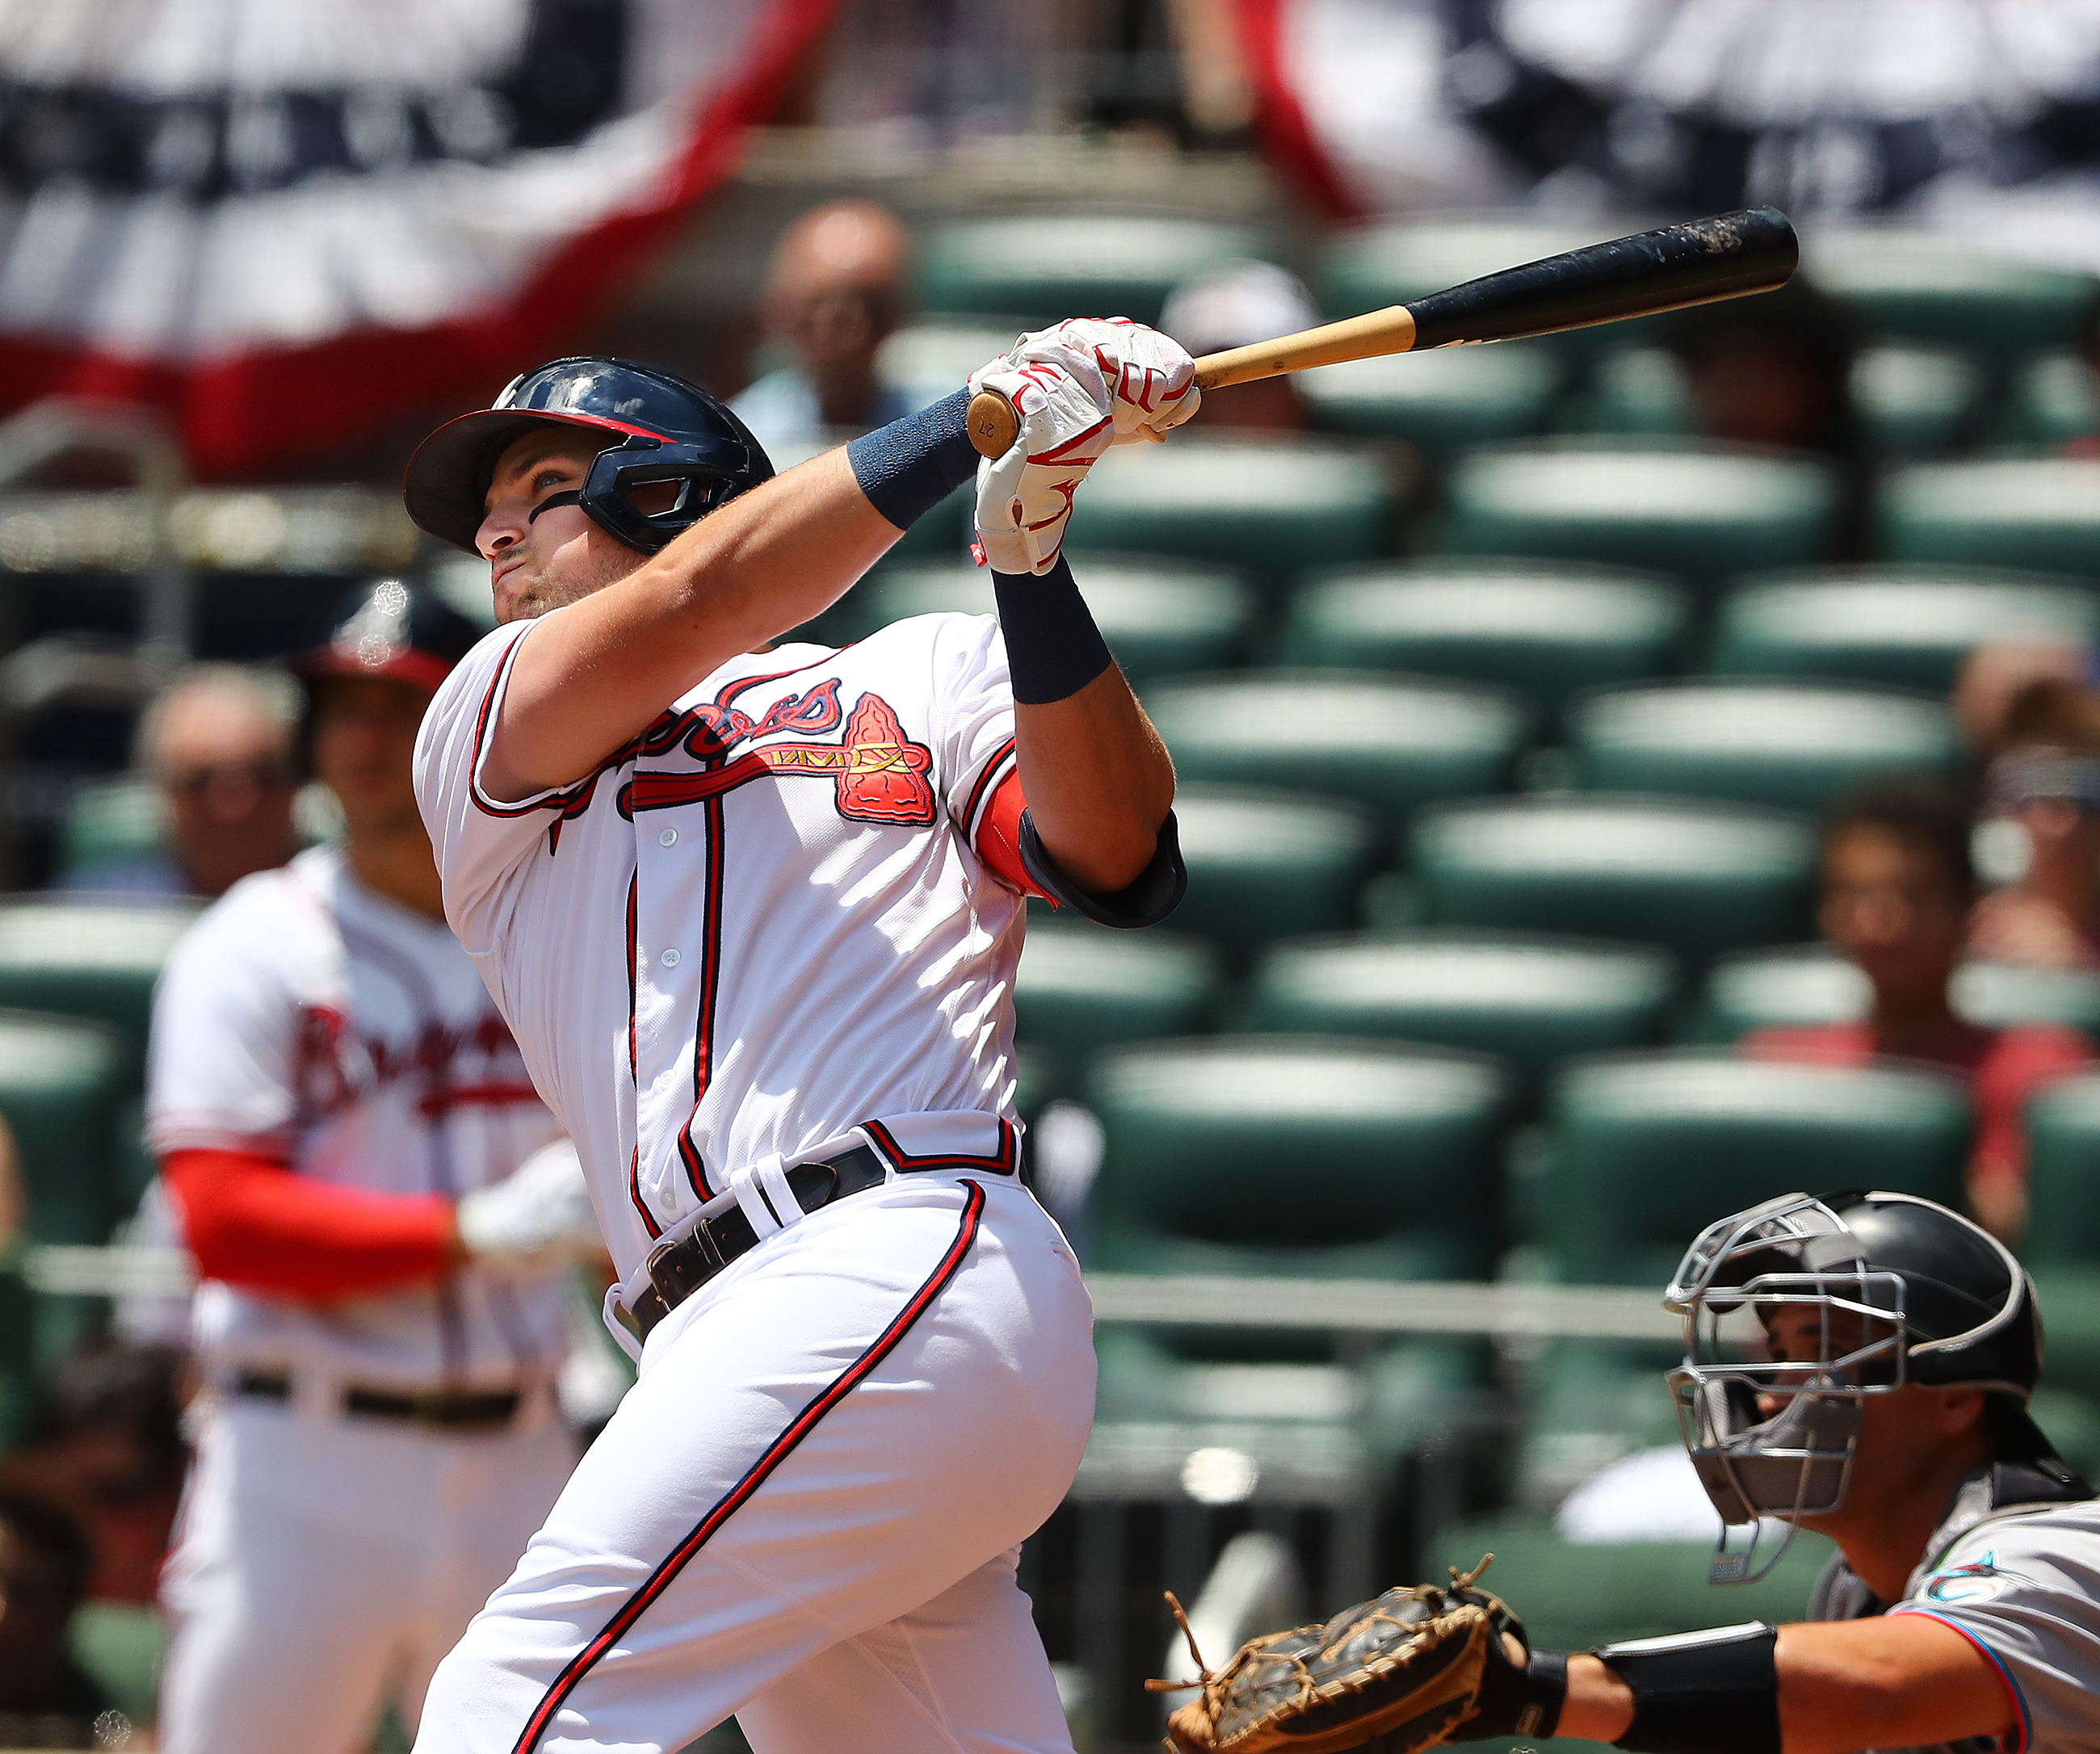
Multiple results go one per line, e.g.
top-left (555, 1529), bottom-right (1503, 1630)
top-left (413, 1170), bottom-right (1096, 1754)
top-left (158, 1390), bottom-right (578, 1754)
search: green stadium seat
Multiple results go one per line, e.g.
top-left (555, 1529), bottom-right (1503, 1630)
top-left (1318, 218), bottom-right (1608, 356)
top-left (0, 1008), bottom-right (126, 1246)
top-left (1170, 786), bottom-right (1377, 960)
top-left (1692, 946), bottom-right (2100, 1043)
top-left (1537, 1050), bottom-right (1970, 1288)
top-left (70, 1601), bottom-right (164, 1734)
top-left (1569, 348), bottom-right (1686, 436)
top-left (1998, 350), bottom-right (2100, 449)
top-left (1438, 440), bottom-right (1840, 589)
top-left (1067, 434), bottom-right (1395, 589)
top-left (1014, 921), bottom-right (1222, 1092)
top-left (913, 216), bottom-right (1268, 329)
top-left (1281, 561), bottom-right (1690, 728)
top-left (2020, 1072), bottom-right (2100, 1272)
top-left (876, 320), bottom-right (1026, 410)
top-left (1241, 930), bottom-right (1676, 1099)
top-left (1145, 673), bottom-right (1528, 841)
top-left (0, 900), bottom-right (197, 1086)
top-left (1298, 343), bottom-right (1560, 455)
top-left (1877, 459), bottom-right (2100, 581)
top-left (1710, 566), bottom-right (2100, 693)
top-left (834, 556), bottom-right (1258, 687)
top-left (1805, 233), bottom-right (2096, 364)
top-left (1566, 680), bottom-right (1960, 816)
top-left (57, 777), bottom-right (162, 875)
top-left (1408, 795), bottom-right (1817, 971)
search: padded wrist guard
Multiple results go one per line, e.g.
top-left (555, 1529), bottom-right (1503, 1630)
top-left (1596, 1623), bottom-right (1780, 1754)
top-left (846, 389), bottom-right (976, 531)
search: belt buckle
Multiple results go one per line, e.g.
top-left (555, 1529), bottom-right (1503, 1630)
top-left (645, 1215), bottom-right (726, 1308)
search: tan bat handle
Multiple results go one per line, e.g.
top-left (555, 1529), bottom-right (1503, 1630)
top-left (964, 304), bottom-right (1418, 459)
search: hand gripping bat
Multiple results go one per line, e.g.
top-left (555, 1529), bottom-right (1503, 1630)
top-left (964, 208), bottom-right (1798, 457)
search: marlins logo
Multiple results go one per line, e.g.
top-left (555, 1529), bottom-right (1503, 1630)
top-left (1922, 1552), bottom-right (2035, 1605)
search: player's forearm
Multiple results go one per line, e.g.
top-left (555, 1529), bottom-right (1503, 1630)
top-left (1014, 672), bottom-right (1175, 892)
top-left (488, 449), bottom-right (902, 798)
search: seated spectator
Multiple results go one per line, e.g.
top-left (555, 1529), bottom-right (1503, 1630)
top-left (58, 664), bottom-right (300, 901)
top-left (19, 1343), bottom-right (190, 1608)
top-left (1745, 782), bottom-right (2090, 1241)
top-left (1969, 678), bottom-right (2100, 971)
top-left (729, 199), bottom-right (918, 453)
top-left (1158, 259), bottom-right (1319, 432)
top-left (0, 1466), bottom-right (107, 1746)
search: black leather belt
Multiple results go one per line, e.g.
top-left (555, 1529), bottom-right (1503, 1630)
top-left (234, 1370), bottom-right (525, 1433)
top-left (631, 1141), bottom-right (1013, 1341)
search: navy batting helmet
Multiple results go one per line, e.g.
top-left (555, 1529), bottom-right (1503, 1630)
top-left (293, 578), bottom-right (482, 694)
top-left (403, 357), bottom-right (774, 556)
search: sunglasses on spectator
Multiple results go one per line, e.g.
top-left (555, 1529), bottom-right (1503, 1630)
top-left (162, 759), bottom-right (296, 796)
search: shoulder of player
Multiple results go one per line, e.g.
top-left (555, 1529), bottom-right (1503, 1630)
top-left (1924, 1496), bottom-right (2100, 1584)
top-left (170, 852), bottom-right (338, 965)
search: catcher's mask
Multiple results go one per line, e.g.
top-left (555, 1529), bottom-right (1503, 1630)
top-left (404, 356), bottom-right (774, 556)
top-left (1664, 1189), bottom-right (2048, 1584)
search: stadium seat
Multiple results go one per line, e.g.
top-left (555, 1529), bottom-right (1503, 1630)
top-left (1241, 930), bottom-right (1675, 1101)
top-left (1565, 680), bottom-right (1961, 816)
top-left (1804, 233), bottom-right (2096, 363)
top-left (1709, 566), bottom-right (2100, 694)
top-left (1691, 946), bottom-right (2100, 1043)
top-left (1318, 218), bottom-right (1608, 355)
top-left (71, 1601), bottom-right (164, 1735)
top-left (2015, 1072), bottom-right (2100, 1271)
top-left (1144, 673), bottom-right (1528, 841)
top-left (0, 900), bottom-right (195, 1086)
top-left (1877, 459), bottom-right (2100, 581)
top-left (1066, 434), bottom-right (1394, 589)
top-left (1575, 346), bottom-right (1984, 457)
top-left (1014, 921), bottom-right (1223, 1090)
top-left (1170, 786), bottom-right (1377, 960)
top-left (834, 556), bottom-right (1258, 686)
top-left (876, 320), bottom-right (1027, 412)
top-left (1298, 343), bottom-right (1560, 455)
top-left (1998, 350), bottom-right (2100, 449)
top-left (0, 1008), bottom-right (127, 1246)
top-left (1407, 795), bottom-right (1817, 971)
top-left (913, 215), bottom-right (1269, 329)
top-left (1536, 1051), bottom-right (1970, 1288)
top-left (1438, 440), bottom-right (1840, 589)
top-left (56, 775), bottom-right (162, 875)
top-left (1281, 561), bottom-right (1689, 728)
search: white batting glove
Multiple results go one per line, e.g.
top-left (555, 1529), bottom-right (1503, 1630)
top-left (456, 1138), bottom-right (602, 1268)
top-left (1033, 317), bottom-right (1201, 444)
top-left (967, 348), bottom-right (1115, 575)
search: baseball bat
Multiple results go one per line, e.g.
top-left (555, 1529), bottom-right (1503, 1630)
top-left (964, 207), bottom-right (1798, 458)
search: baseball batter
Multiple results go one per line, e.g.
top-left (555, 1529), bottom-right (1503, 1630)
top-left (403, 326), bottom-right (1196, 1753)
top-left (1161, 1190), bottom-right (2100, 1754)
top-left (149, 581), bottom-right (604, 1754)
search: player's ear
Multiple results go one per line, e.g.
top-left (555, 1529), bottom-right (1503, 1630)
top-left (1933, 1386), bottom-right (1989, 1437)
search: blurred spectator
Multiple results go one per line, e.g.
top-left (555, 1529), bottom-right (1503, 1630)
top-left (19, 1343), bottom-right (190, 1608)
top-left (729, 199), bottom-right (917, 454)
top-left (0, 1465), bottom-right (107, 1744)
top-left (1744, 782), bottom-right (2090, 1242)
top-left (1952, 644), bottom-right (2092, 764)
top-left (1970, 679), bottom-right (2100, 971)
top-left (1158, 259), bottom-right (1319, 431)
top-left (57, 665), bottom-right (300, 902)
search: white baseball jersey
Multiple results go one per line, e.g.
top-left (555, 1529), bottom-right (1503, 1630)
top-left (145, 845), bottom-right (572, 1387)
top-left (412, 610), bottom-right (1028, 1284)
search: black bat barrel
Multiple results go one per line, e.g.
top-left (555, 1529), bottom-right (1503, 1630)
top-left (1405, 208), bottom-right (1799, 350)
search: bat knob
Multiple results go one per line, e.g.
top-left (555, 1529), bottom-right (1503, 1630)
top-left (967, 389), bottom-right (1020, 459)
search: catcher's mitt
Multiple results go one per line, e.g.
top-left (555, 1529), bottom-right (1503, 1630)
top-left (1151, 1557), bottom-right (1527, 1754)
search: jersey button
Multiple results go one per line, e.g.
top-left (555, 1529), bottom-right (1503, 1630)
top-left (660, 947), bottom-right (681, 968)
top-left (658, 828), bottom-right (678, 847)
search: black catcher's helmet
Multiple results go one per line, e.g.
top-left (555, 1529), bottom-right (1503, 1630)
top-left (403, 357), bottom-right (774, 556)
top-left (292, 578), bottom-right (482, 694)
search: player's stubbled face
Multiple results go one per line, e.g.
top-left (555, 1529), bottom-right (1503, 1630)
top-left (477, 432), bottom-right (660, 624)
top-left (311, 675), bottom-right (434, 835)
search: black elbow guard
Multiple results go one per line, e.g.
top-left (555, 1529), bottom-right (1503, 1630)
top-left (1596, 1622), bottom-right (1780, 1754)
top-left (1018, 808), bottom-right (1186, 929)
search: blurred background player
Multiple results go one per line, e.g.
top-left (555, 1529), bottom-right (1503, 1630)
top-left (57, 664), bottom-right (302, 902)
top-left (1743, 783), bottom-right (2090, 1242)
top-left (729, 198), bottom-right (918, 455)
top-left (145, 579), bottom-right (603, 1754)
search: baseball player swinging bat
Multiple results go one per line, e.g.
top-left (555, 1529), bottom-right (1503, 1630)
top-left (964, 206), bottom-right (1798, 457)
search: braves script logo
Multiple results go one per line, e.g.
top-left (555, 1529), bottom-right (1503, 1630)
top-left (295, 1006), bottom-right (539, 1122)
top-left (619, 678), bottom-right (936, 828)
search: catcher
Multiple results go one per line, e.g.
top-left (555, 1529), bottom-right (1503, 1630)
top-left (1161, 1190), bottom-right (2098, 1754)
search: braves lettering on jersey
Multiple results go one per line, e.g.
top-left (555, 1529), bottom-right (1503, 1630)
top-left (146, 845), bottom-right (570, 1385)
top-left (414, 610), bottom-right (1028, 1286)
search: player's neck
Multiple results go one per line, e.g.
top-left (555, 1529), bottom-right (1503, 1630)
top-left (344, 825), bottom-right (447, 923)
top-left (1821, 1437), bottom-right (1997, 1603)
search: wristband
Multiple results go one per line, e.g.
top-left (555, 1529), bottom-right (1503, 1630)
top-left (846, 389), bottom-right (976, 532)
top-left (992, 558), bottom-right (1114, 705)
top-left (1596, 1622), bottom-right (1780, 1754)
